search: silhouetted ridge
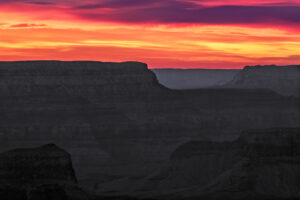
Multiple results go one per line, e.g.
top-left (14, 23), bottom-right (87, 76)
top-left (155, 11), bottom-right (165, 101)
top-left (0, 61), bottom-right (163, 94)
top-left (0, 61), bottom-right (149, 73)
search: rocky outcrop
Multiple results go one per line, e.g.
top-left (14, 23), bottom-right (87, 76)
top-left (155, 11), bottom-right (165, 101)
top-left (224, 65), bottom-right (300, 96)
top-left (0, 144), bottom-right (90, 200)
top-left (0, 144), bottom-right (77, 186)
top-left (145, 128), bottom-right (300, 199)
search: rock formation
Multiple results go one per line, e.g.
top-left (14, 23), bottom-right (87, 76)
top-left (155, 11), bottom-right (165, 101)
top-left (140, 128), bottom-right (300, 199)
top-left (0, 144), bottom-right (90, 200)
top-left (224, 65), bottom-right (300, 97)
top-left (0, 144), bottom-right (77, 186)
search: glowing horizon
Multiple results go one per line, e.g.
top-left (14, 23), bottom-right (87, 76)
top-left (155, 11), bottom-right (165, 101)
top-left (0, 0), bottom-right (300, 68)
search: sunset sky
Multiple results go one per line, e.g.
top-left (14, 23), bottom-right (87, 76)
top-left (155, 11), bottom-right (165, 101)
top-left (0, 0), bottom-right (300, 68)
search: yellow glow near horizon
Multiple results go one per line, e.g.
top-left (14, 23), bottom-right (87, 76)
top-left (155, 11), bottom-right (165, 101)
top-left (0, 3), bottom-right (299, 68)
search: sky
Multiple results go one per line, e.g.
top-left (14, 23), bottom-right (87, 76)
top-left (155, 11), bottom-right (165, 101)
top-left (0, 0), bottom-right (300, 68)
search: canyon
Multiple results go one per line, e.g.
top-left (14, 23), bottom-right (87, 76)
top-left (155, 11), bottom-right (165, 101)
top-left (0, 61), bottom-right (299, 199)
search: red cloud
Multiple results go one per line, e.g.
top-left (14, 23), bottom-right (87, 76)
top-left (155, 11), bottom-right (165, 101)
top-left (10, 23), bottom-right (47, 28)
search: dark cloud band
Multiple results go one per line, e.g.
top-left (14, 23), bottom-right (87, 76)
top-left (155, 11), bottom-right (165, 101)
top-left (1, 0), bottom-right (300, 25)
top-left (75, 5), bottom-right (300, 25)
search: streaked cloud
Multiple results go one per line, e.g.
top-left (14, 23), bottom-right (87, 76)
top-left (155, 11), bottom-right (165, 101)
top-left (0, 0), bottom-right (299, 68)
top-left (10, 23), bottom-right (47, 28)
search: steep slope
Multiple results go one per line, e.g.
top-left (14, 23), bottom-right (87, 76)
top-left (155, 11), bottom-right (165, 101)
top-left (224, 65), bottom-right (300, 96)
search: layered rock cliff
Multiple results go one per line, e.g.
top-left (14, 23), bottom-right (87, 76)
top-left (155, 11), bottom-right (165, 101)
top-left (224, 65), bottom-right (300, 96)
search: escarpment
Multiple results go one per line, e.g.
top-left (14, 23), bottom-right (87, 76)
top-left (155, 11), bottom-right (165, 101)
top-left (0, 61), bottom-right (173, 111)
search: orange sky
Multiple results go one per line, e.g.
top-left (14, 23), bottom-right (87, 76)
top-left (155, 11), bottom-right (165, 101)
top-left (0, 0), bottom-right (300, 68)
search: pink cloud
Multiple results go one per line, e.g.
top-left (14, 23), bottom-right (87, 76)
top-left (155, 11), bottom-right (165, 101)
top-left (10, 23), bottom-right (47, 28)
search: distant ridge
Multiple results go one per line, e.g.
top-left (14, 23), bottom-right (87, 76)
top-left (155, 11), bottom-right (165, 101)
top-left (224, 65), bottom-right (300, 96)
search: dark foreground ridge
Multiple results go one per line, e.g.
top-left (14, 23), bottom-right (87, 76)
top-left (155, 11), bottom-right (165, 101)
top-left (0, 144), bottom-right (91, 200)
top-left (0, 144), bottom-right (147, 200)
top-left (0, 143), bottom-right (77, 185)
